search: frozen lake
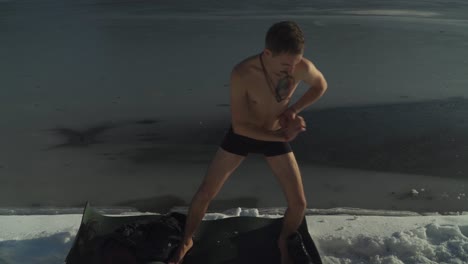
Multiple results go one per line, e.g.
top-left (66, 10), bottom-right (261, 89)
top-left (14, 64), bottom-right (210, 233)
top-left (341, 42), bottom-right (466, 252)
top-left (1, 0), bottom-right (467, 212)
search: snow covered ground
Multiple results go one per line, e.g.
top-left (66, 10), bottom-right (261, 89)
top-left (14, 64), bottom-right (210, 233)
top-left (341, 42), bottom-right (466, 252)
top-left (0, 208), bottom-right (467, 264)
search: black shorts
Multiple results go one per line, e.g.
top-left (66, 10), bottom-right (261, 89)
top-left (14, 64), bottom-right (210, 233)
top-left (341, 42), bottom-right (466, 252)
top-left (220, 126), bottom-right (292, 157)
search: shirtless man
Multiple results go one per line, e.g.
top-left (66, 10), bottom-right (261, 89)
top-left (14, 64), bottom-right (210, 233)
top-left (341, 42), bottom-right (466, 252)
top-left (169, 21), bottom-right (328, 264)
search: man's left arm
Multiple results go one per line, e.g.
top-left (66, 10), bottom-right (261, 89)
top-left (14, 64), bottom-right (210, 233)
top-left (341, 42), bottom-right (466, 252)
top-left (290, 59), bottom-right (328, 114)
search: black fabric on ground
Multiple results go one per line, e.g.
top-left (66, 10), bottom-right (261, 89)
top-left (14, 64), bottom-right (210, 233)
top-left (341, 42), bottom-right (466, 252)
top-left (66, 208), bottom-right (185, 263)
top-left (66, 202), bottom-right (322, 264)
top-left (288, 231), bottom-right (314, 264)
top-left (109, 213), bottom-right (184, 262)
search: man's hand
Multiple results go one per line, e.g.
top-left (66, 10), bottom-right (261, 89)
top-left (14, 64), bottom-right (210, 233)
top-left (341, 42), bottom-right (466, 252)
top-left (279, 115), bottom-right (307, 142)
top-left (278, 107), bottom-right (297, 128)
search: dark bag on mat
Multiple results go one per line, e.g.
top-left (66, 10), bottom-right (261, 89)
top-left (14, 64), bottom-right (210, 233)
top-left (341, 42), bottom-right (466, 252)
top-left (71, 212), bottom-right (186, 264)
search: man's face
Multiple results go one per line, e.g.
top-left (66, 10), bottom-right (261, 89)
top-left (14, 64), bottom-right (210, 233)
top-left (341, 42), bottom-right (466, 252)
top-left (267, 50), bottom-right (303, 76)
top-left (263, 49), bottom-right (303, 102)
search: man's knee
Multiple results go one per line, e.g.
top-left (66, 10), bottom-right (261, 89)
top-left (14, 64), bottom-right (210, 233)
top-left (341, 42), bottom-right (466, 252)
top-left (288, 196), bottom-right (307, 212)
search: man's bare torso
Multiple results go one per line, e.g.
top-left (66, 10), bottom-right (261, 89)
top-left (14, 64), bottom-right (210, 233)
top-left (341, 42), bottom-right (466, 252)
top-left (235, 53), bottom-right (302, 132)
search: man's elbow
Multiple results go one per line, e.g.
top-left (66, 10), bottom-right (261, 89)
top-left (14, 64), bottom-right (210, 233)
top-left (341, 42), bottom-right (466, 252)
top-left (318, 75), bottom-right (328, 93)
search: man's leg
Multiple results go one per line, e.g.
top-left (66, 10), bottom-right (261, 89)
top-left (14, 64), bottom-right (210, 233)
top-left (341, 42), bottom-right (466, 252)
top-left (169, 148), bottom-right (245, 264)
top-left (265, 151), bottom-right (307, 264)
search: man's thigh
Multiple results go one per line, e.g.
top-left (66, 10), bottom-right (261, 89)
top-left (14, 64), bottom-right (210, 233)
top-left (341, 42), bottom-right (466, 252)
top-left (198, 148), bottom-right (246, 194)
top-left (264, 152), bottom-right (306, 205)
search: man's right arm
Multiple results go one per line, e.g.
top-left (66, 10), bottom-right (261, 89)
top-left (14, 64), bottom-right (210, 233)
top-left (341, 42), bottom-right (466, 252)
top-left (230, 67), bottom-right (286, 142)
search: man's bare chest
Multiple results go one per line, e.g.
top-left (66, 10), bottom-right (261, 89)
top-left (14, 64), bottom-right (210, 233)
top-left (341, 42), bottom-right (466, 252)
top-left (245, 79), bottom-right (298, 111)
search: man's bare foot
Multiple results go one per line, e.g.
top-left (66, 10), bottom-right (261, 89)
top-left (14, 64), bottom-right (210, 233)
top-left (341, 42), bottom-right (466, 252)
top-left (168, 238), bottom-right (194, 264)
top-left (278, 239), bottom-right (294, 264)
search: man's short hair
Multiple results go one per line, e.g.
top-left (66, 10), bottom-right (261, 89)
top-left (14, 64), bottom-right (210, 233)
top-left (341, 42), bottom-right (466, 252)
top-left (265, 21), bottom-right (305, 56)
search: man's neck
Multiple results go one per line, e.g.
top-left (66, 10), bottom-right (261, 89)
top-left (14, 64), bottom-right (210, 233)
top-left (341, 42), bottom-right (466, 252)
top-left (260, 52), bottom-right (275, 79)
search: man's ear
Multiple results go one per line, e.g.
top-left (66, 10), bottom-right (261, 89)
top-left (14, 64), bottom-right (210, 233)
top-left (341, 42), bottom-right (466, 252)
top-left (263, 48), bottom-right (273, 58)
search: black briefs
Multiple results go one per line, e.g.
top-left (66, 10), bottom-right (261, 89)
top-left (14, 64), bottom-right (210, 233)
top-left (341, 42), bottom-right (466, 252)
top-left (220, 126), bottom-right (292, 157)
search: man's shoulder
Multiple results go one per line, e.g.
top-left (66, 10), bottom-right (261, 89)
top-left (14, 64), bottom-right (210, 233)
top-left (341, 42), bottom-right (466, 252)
top-left (232, 54), bottom-right (260, 78)
top-left (295, 57), bottom-right (325, 84)
top-left (296, 57), bottom-right (319, 81)
top-left (297, 57), bottom-right (314, 72)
